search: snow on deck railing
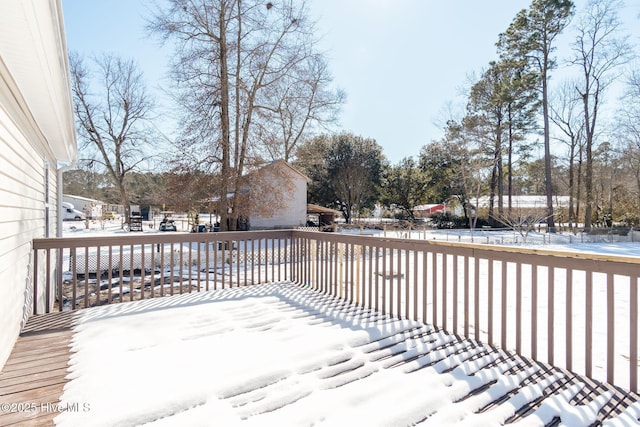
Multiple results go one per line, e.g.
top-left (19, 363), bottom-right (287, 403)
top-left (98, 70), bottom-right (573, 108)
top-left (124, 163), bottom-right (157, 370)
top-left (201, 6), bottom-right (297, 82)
top-left (32, 229), bottom-right (640, 392)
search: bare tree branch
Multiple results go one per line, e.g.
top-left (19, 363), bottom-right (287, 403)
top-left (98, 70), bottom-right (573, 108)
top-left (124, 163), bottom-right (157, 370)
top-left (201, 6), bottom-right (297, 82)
top-left (70, 53), bottom-right (155, 221)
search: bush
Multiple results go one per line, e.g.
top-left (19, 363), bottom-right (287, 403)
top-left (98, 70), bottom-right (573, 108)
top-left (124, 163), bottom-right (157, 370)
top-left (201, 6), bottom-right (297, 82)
top-left (429, 213), bottom-right (461, 229)
top-left (429, 212), bottom-right (492, 229)
top-left (587, 226), bottom-right (630, 236)
top-left (620, 213), bottom-right (640, 227)
top-left (393, 211), bottom-right (411, 221)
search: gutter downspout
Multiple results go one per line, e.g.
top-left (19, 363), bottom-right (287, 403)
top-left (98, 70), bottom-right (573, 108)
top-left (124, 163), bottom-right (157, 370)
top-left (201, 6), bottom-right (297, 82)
top-left (57, 162), bottom-right (75, 237)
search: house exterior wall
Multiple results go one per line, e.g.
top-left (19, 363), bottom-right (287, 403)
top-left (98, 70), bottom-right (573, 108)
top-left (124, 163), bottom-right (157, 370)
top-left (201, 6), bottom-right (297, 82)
top-left (0, 0), bottom-right (76, 370)
top-left (248, 162), bottom-right (307, 230)
top-left (0, 67), bottom-right (59, 369)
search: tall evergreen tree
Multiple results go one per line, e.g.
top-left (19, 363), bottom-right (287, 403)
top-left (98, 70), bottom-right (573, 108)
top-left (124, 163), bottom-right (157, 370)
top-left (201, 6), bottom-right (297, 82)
top-left (467, 62), bottom-right (507, 223)
top-left (467, 60), bottom-right (536, 222)
top-left (498, 0), bottom-right (574, 232)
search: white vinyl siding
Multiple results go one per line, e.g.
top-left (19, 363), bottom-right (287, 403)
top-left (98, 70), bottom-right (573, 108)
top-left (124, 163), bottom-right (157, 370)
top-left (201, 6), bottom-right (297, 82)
top-left (0, 0), bottom-right (75, 371)
top-left (249, 162), bottom-right (307, 230)
top-left (0, 81), bottom-right (58, 369)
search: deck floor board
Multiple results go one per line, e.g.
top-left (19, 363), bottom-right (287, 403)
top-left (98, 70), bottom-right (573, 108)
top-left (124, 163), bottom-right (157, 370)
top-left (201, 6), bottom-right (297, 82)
top-left (0, 312), bottom-right (72, 427)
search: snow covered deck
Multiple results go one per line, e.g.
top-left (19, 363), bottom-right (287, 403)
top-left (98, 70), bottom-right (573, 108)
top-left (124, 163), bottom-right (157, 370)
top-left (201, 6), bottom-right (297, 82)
top-left (1, 283), bottom-right (639, 426)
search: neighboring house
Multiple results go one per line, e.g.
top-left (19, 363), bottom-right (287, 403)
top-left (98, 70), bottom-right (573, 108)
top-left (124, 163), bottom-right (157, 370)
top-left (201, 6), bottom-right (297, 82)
top-left (0, 0), bottom-right (76, 369)
top-left (413, 204), bottom-right (445, 218)
top-left (63, 194), bottom-right (104, 219)
top-left (238, 160), bottom-right (308, 230)
top-left (414, 202), bottom-right (466, 218)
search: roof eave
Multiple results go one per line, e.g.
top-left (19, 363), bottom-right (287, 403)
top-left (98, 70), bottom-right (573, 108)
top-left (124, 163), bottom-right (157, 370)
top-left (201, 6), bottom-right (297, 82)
top-left (0, 0), bottom-right (77, 163)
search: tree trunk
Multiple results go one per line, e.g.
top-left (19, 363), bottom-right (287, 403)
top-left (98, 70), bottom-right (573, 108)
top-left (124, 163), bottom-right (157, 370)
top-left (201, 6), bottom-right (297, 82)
top-left (218, 3), bottom-right (231, 232)
top-left (118, 181), bottom-right (130, 223)
top-left (576, 151), bottom-right (583, 228)
top-left (507, 105), bottom-right (514, 214)
top-left (583, 101), bottom-right (593, 230)
top-left (489, 163), bottom-right (497, 223)
top-left (583, 132), bottom-right (597, 231)
top-left (568, 141), bottom-right (575, 231)
top-left (542, 58), bottom-right (555, 233)
top-left (583, 88), bottom-right (600, 231)
top-left (497, 147), bottom-right (504, 217)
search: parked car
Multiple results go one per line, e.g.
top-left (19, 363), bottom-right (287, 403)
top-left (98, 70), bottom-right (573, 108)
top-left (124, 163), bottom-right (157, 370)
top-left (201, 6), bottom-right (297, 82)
top-left (159, 221), bottom-right (177, 232)
top-left (61, 202), bottom-right (85, 221)
top-left (159, 213), bottom-right (177, 232)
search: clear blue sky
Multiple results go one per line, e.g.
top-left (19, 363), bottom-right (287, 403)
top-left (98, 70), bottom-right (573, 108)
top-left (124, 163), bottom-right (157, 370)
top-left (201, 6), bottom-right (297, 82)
top-left (61, 0), bottom-right (639, 164)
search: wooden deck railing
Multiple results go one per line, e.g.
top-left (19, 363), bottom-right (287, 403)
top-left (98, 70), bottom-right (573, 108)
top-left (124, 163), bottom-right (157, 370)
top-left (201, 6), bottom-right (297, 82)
top-left (32, 229), bottom-right (640, 392)
top-left (32, 230), bottom-right (293, 312)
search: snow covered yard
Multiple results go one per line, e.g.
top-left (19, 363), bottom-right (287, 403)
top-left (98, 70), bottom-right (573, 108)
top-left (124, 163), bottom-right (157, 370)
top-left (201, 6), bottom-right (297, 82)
top-left (54, 282), bottom-right (639, 426)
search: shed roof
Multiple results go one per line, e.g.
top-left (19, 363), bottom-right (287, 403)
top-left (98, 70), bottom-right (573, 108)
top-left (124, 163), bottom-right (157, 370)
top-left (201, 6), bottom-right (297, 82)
top-left (307, 204), bottom-right (340, 215)
top-left (241, 159), bottom-right (309, 181)
top-left (64, 194), bottom-right (104, 204)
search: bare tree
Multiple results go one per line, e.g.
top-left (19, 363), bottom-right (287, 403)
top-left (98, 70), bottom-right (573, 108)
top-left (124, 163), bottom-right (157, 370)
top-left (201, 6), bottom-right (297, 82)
top-left (256, 55), bottom-right (345, 162)
top-left (440, 118), bottom-right (492, 231)
top-left (493, 209), bottom-right (551, 243)
top-left (571, 0), bottom-right (632, 230)
top-left (70, 53), bottom-right (155, 222)
top-left (149, 0), bottom-right (341, 230)
top-left (616, 68), bottom-right (640, 218)
top-left (461, 117), bottom-right (494, 231)
top-left (549, 79), bottom-right (585, 231)
top-left (592, 141), bottom-right (624, 227)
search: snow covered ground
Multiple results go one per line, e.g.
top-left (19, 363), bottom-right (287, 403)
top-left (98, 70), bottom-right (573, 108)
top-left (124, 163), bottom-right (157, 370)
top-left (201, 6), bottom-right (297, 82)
top-left (54, 283), bottom-right (639, 426)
